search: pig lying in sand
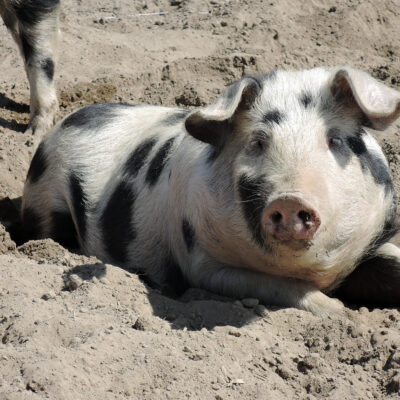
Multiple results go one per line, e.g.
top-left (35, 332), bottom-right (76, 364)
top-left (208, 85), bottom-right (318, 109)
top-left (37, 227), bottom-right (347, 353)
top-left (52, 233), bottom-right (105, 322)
top-left (21, 66), bottom-right (400, 315)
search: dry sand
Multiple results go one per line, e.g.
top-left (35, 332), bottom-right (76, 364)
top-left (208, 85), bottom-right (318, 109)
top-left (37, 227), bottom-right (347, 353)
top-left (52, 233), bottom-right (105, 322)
top-left (0, 0), bottom-right (400, 399)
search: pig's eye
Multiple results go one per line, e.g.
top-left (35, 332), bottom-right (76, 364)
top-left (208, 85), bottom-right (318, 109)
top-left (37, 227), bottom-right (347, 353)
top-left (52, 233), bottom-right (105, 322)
top-left (248, 133), bottom-right (268, 155)
top-left (327, 128), bottom-right (344, 150)
top-left (328, 136), bottom-right (343, 149)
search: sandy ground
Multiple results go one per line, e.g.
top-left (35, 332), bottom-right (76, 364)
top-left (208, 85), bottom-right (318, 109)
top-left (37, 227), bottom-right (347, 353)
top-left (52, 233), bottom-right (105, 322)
top-left (0, 0), bottom-right (400, 399)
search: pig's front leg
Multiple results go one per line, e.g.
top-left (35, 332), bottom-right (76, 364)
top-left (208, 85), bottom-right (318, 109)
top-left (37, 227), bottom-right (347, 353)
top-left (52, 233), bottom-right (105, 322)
top-left (187, 253), bottom-right (344, 317)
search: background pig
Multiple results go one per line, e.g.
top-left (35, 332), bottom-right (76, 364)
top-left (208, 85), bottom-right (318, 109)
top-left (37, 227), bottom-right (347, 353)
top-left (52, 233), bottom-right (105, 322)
top-left (0, 0), bottom-right (60, 136)
top-left (21, 66), bottom-right (400, 316)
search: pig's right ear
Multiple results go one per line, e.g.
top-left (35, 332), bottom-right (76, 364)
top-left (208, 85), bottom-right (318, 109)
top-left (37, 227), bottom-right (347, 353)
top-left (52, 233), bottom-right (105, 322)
top-left (184, 77), bottom-right (261, 146)
top-left (331, 67), bottom-right (400, 131)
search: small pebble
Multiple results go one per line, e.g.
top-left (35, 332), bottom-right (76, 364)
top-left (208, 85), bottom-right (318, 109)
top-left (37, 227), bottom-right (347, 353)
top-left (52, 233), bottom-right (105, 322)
top-left (228, 329), bottom-right (241, 337)
top-left (132, 317), bottom-right (146, 331)
top-left (254, 304), bottom-right (268, 317)
top-left (41, 290), bottom-right (56, 300)
top-left (241, 298), bottom-right (259, 308)
top-left (190, 352), bottom-right (205, 361)
top-left (183, 346), bottom-right (193, 353)
top-left (65, 274), bottom-right (83, 291)
top-left (229, 378), bottom-right (244, 385)
top-left (276, 366), bottom-right (291, 379)
top-left (297, 354), bottom-right (319, 373)
top-left (69, 337), bottom-right (82, 347)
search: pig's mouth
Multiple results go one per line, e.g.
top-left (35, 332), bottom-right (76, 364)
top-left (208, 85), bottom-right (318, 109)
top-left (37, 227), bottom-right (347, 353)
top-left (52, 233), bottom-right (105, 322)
top-left (270, 236), bottom-right (314, 251)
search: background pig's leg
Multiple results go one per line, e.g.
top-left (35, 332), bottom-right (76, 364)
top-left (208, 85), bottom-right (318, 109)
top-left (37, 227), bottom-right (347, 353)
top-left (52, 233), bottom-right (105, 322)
top-left (0, 0), bottom-right (60, 137)
top-left (333, 243), bottom-right (400, 307)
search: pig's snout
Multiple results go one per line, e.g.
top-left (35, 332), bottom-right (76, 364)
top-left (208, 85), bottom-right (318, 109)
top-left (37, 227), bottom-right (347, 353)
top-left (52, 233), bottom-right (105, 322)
top-left (262, 198), bottom-right (321, 241)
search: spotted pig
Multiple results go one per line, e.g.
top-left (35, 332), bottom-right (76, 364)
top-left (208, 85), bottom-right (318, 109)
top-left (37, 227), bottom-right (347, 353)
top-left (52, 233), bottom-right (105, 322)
top-left (21, 66), bottom-right (400, 315)
top-left (0, 0), bottom-right (60, 135)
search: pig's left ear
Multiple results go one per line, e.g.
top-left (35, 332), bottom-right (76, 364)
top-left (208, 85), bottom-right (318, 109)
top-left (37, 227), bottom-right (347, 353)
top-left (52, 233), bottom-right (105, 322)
top-left (185, 76), bottom-right (261, 146)
top-left (331, 67), bottom-right (400, 131)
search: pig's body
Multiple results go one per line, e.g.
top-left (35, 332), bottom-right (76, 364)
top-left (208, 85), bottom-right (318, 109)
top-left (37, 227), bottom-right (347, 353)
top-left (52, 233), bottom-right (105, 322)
top-left (22, 67), bottom-right (400, 315)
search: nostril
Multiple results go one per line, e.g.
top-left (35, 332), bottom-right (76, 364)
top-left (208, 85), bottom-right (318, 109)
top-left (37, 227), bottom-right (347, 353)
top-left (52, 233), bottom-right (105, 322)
top-left (271, 211), bottom-right (282, 224)
top-left (298, 210), bottom-right (313, 227)
top-left (298, 210), bottom-right (310, 221)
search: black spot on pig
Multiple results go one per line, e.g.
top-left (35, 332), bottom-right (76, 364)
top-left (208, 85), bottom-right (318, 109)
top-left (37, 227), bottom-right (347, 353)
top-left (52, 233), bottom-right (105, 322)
top-left (347, 135), bottom-right (393, 194)
top-left (101, 181), bottom-right (136, 265)
top-left (162, 253), bottom-right (189, 297)
top-left (22, 207), bottom-right (42, 241)
top-left (347, 135), bottom-right (366, 156)
top-left (41, 58), bottom-right (55, 81)
top-left (69, 173), bottom-right (87, 243)
top-left (182, 219), bottom-right (195, 252)
top-left (334, 252), bottom-right (400, 307)
top-left (26, 142), bottom-right (47, 183)
top-left (62, 103), bottom-right (136, 130)
top-left (50, 211), bottom-right (79, 249)
top-left (20, 31), bottom-right (34, 62)
top-left (124, 138), bottom-right (157, 178)
top-left (13, 0), bottom-right (60, 25)
top-left (300, 92), bottom-right (313, 108)
top-left (146, 137), bottom-right (176, 186)
top-left (207, 145), bottom-right (223, 164)
top-left (238, 174), bottom-right (272, 249)
top-left (367, 199), bottom-right (398, 255)
top-left (263, 110), bottom-right (284, 125)
top-left (363, 155), bottom-right (393, 195)
top-left (328, 129), bottom-right (394, 194)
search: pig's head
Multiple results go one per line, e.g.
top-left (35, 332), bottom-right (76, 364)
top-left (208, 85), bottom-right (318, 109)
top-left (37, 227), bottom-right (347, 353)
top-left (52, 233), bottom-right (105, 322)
top-left (185, 67), bottom-right (400, 289)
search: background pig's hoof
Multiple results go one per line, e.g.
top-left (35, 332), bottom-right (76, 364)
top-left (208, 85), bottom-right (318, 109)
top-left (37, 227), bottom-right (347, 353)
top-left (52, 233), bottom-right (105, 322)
top-left (25, 112), bottom-right (57, 138)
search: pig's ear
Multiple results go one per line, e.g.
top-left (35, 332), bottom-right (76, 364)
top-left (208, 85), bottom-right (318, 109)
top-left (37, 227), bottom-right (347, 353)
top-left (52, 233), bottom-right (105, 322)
top-left (331, 67), bottom-right (400, 131)
top-left (185, 76), bottom-right (261, 146)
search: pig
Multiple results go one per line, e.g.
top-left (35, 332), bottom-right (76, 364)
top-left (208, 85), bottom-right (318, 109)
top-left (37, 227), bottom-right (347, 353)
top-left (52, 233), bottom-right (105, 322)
top-left (0, 0), bottom-right (60, 135)
top-left (21, 66), bottom-right (400, 316)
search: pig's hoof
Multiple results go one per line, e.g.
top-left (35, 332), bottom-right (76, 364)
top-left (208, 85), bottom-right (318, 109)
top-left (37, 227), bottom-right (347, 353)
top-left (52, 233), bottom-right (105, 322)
top-left (25, 101), bottom-right (58, 138)
top-left (299, 291), bottom-right (345, 317)
top-left (25, 116), bottom-right (55, 137)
